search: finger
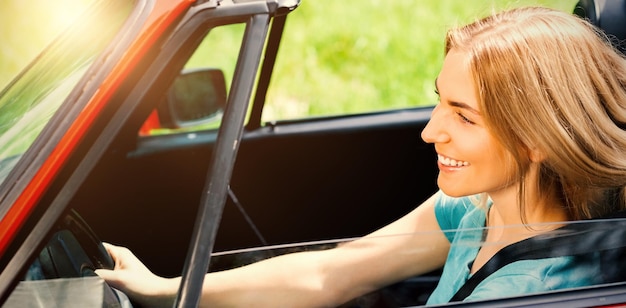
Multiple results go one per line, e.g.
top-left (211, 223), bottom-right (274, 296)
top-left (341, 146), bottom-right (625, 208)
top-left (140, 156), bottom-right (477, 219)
top-left (95, 269), bottom-right (127, 291)
top-left (94, 269), bottom-right (114, 281)
top-left (101, 242), bottom-right (117, 256)
top-left (102, 243), bottom-right (133, 264)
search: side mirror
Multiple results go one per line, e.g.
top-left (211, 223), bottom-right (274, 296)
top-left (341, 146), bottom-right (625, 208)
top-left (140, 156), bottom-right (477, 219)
top-left (159, 68), bottom-right (227, 129)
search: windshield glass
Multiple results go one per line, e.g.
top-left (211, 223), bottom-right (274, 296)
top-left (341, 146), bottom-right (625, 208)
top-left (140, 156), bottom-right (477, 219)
top-left (0, 0), bottom-right (135, 186)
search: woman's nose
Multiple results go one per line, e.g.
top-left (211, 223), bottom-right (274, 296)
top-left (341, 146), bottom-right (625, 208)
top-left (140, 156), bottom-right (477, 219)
top-left (421, 105), bottom-right (450, 144)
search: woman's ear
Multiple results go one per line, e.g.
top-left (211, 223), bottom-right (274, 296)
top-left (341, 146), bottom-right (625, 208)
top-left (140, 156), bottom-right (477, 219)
top-left (528, 146), bottom-right (547, 163)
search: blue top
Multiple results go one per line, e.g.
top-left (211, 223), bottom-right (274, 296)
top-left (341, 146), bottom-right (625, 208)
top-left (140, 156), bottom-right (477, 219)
top-left (426, 192), bottom-right (600, 305)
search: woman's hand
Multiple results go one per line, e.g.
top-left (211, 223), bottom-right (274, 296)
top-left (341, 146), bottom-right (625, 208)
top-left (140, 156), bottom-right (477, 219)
top-left (95, 243), bottom-right (180, 308)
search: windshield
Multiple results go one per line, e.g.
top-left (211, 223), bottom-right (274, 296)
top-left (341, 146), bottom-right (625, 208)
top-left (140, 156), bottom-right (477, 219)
top-left (0, 0), bottom-right (135, 186)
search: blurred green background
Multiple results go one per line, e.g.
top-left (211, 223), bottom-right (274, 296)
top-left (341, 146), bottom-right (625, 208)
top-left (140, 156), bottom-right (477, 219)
top-left (264, 0), bottom-right (579, 121)
top-left (1, 0), bottom-right (578, 119)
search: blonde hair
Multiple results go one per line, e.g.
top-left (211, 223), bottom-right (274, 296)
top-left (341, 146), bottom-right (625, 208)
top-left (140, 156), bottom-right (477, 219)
top-left (445, 7), bottom-right (626, 220)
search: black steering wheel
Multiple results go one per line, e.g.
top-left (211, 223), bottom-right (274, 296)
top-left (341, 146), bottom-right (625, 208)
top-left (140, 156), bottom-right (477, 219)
top-left (15, 210), bottom-right (132, 307)
top-left (30, 210), bottom-right (114, 279)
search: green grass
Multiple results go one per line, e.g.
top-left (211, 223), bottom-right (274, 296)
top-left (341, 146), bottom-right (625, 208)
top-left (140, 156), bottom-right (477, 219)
top-left (0, 0), bottom-right (578, 122)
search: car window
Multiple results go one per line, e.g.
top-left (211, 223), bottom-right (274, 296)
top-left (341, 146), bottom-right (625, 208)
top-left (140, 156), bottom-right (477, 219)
top-left (208, 218), bottom-right (626, 307)
top-left (12, 217), bottom-right (626, 307)
top-left (0, 0), bottom-right (136, 305)
top-left (0, 0), bottom-right (134, 186)
top-left (261, 0), bottom-right (579, 123)
top-left (143, 23), bottom-right (245, 135)
top-left (0, 0), bottom-right (95, 89)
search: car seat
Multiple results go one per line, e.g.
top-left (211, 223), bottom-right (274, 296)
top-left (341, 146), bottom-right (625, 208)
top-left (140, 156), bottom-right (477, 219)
top-left (574, 0), bottom-right (626, 54)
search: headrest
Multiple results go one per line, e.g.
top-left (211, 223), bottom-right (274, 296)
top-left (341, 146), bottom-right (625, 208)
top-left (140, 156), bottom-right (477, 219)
top-left (574, 0), bottom-right (626, 54)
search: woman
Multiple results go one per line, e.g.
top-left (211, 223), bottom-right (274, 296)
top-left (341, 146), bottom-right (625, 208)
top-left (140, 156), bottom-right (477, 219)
top-left (96, 6), bottom-right (626, 307)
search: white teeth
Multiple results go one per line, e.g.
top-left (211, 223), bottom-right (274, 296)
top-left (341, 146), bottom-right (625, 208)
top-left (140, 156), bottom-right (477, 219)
top-left (438, 154), bottom-right (469, 167)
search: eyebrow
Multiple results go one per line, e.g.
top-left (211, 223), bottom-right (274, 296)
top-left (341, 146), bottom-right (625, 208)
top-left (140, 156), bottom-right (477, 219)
top-left (450, 101), bottom-right (481, 115)
top-left (434, 77), bottom-right (481, 115)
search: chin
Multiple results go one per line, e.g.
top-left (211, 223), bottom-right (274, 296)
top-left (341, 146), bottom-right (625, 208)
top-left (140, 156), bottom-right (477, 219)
top-left (441, 191), bottom-right (471, 198)
top-left (438, 180), bottom-right (478, 198)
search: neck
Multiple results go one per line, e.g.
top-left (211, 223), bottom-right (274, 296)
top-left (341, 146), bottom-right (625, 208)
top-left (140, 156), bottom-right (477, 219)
top-left (482, 187), bottom-right (566, 250)
top-left (486, 166), bottom-right (567, 229)
top-left (489, 190), bottom-right (566, 225)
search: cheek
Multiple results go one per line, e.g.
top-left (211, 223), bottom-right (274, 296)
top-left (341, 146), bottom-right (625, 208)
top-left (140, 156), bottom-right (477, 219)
top-left (477, 132), bottom-right (519, 177)
top-left (502, 153), bottom-right (518, 180)
top-left (491, 146), bottom-right (520, 182)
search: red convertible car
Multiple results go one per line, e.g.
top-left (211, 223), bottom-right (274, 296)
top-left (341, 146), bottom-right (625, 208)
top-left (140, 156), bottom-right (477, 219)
top-left (1, 0), bottom-right (626, 307)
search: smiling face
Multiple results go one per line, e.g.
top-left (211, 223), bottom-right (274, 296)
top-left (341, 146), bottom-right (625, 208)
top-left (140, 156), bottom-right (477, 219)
top-left (421, 49), bottom-right (517, 198)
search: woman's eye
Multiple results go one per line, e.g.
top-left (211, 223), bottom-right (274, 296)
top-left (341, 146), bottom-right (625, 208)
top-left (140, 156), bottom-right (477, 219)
top-left (457, 112), bottom-right (474, 124)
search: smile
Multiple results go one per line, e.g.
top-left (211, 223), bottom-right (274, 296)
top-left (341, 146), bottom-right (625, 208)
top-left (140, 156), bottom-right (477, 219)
top-left (438, 154), bottom-right (469, 167)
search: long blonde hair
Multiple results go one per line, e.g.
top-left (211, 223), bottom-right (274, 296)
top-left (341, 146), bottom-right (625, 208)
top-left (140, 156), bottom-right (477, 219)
top-left (445, 7), bottom-right (626, 220)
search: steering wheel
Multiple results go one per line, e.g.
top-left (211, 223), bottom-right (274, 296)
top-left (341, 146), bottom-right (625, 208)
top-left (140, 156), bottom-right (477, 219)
top-left (31, 210), bottom-right (114, 279)
top-left (15, 210), bottom-right (135, 307)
